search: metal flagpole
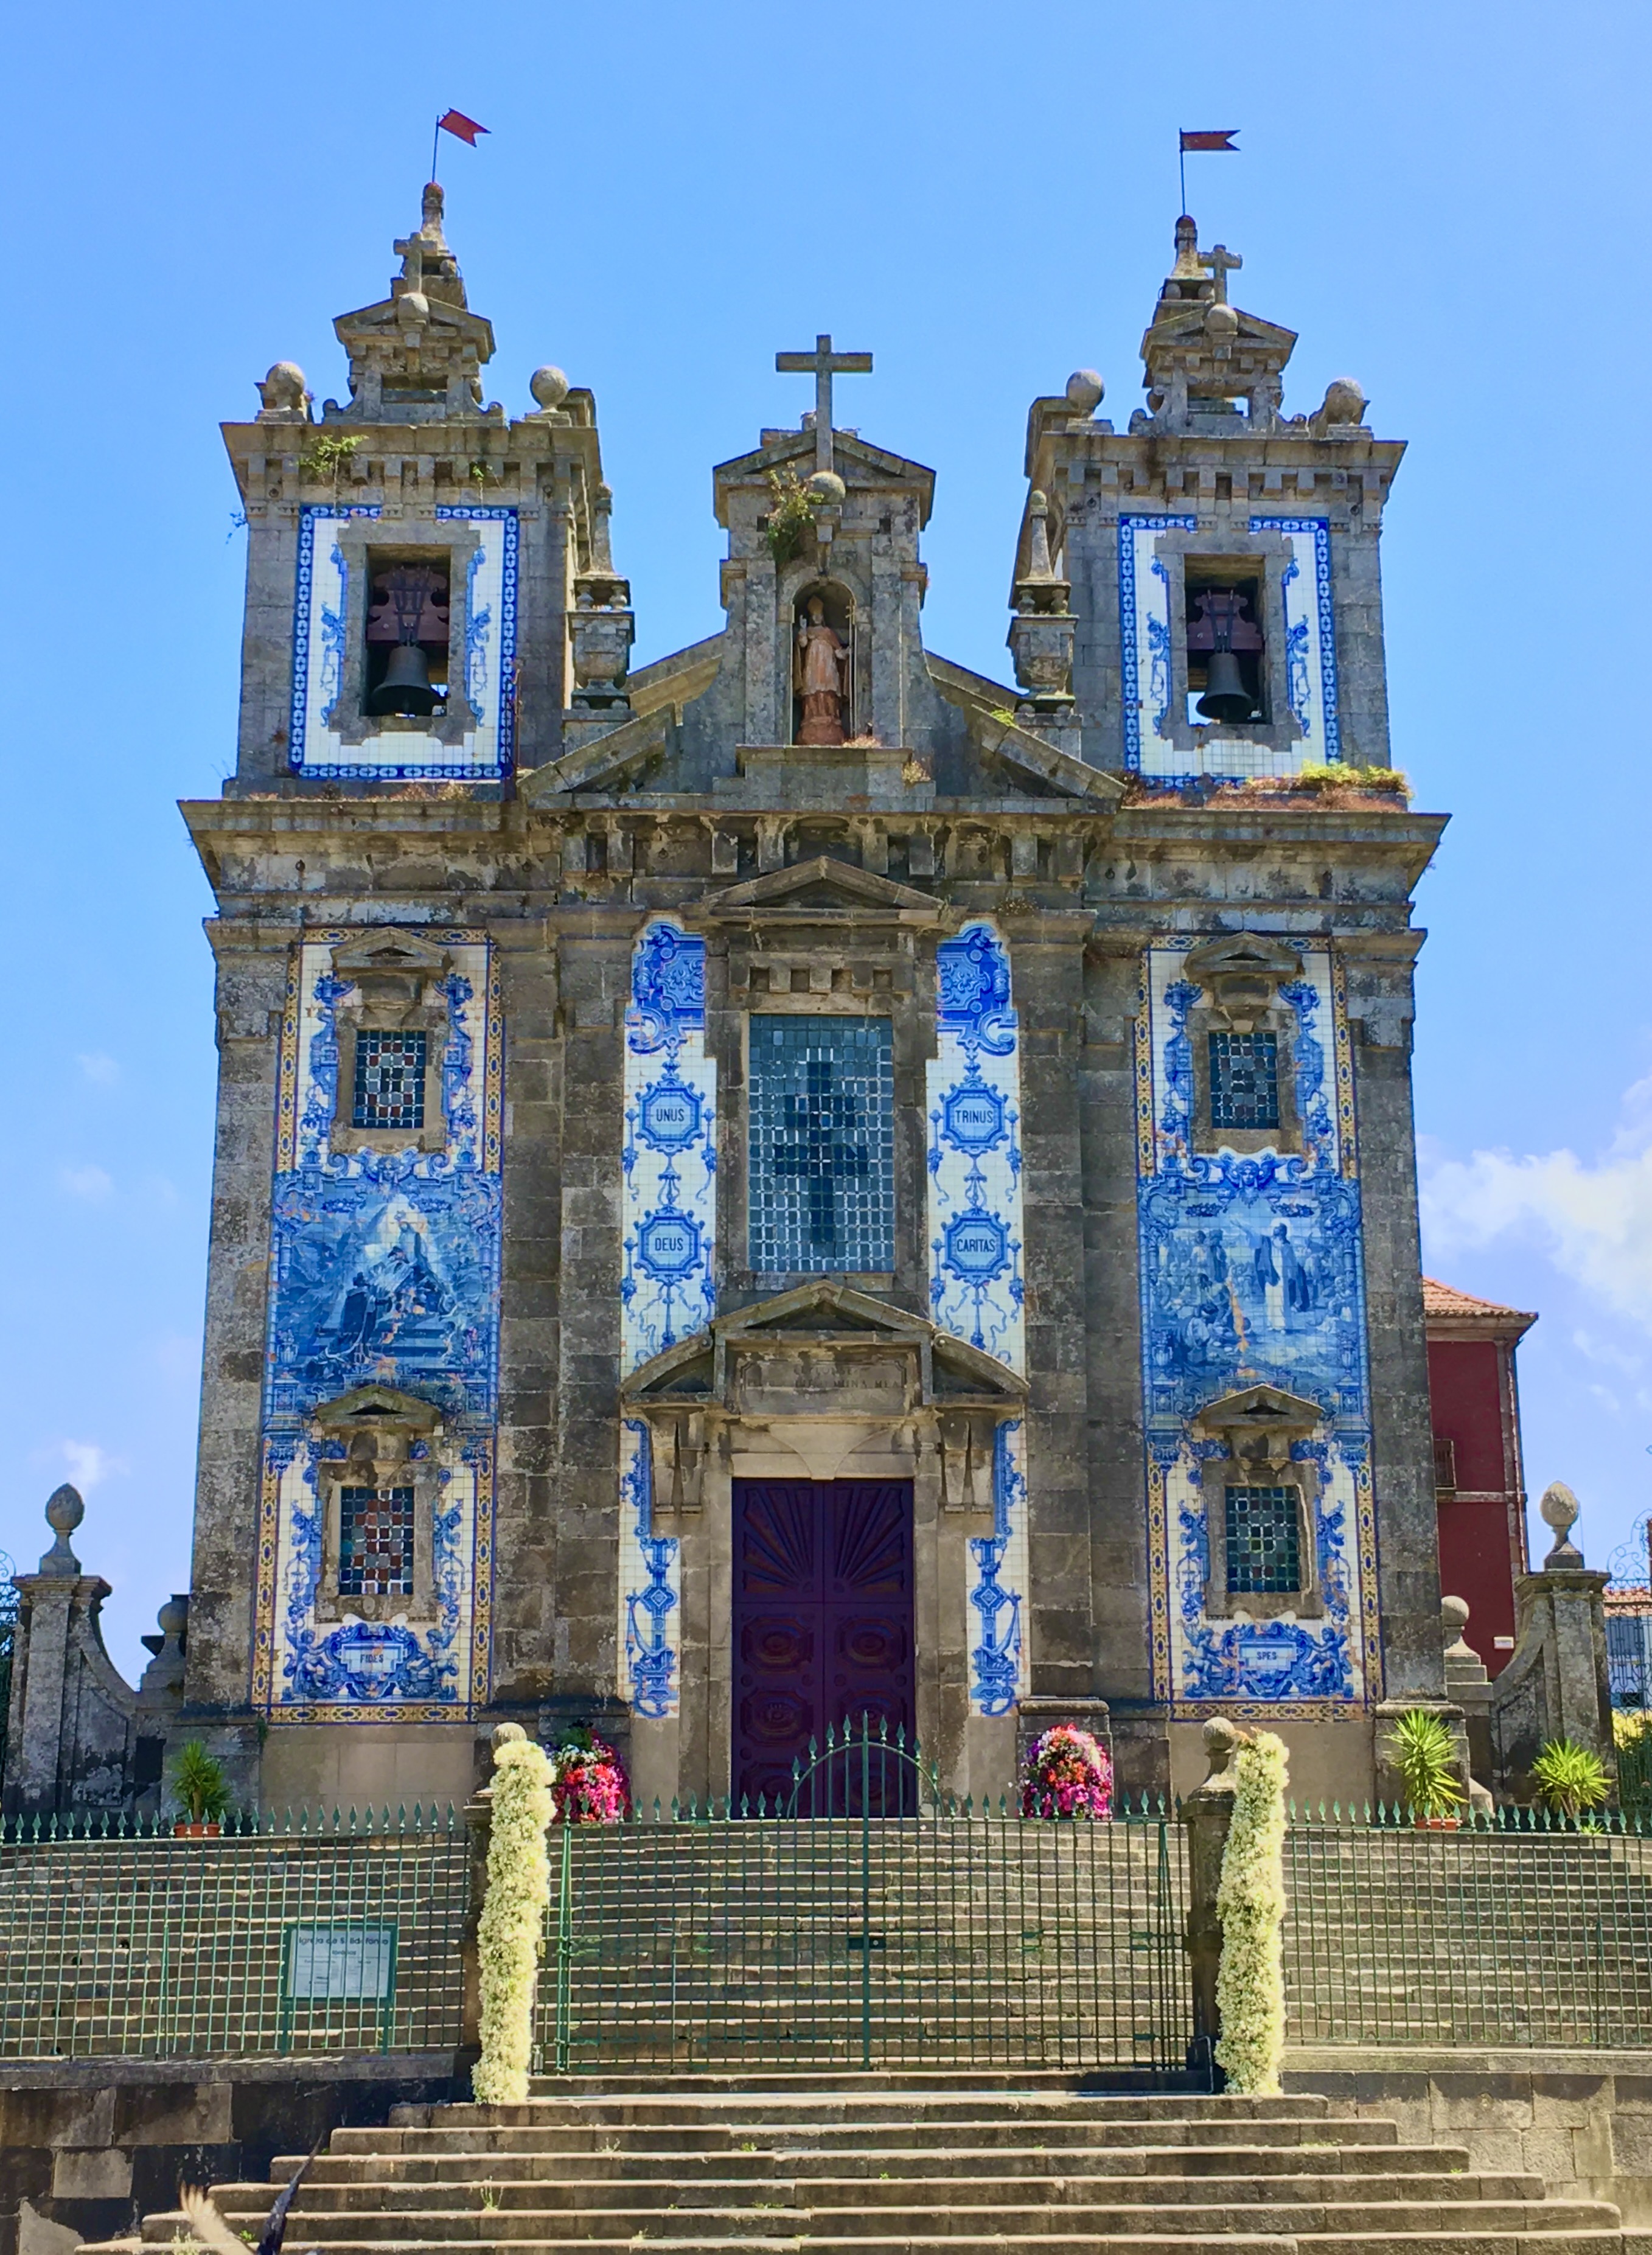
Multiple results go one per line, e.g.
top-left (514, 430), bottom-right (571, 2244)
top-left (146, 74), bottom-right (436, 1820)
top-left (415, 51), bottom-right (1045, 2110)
top-left (431, 116), bottom-right (441, 185)
top-left (1179, 133), bottom-right (1187, 215)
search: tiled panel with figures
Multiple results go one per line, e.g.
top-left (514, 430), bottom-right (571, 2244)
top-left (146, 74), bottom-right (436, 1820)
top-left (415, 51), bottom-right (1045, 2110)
top-left (925, 922), bottom-right (1030, 1717)
top-left (1135, 939), bottom-right (1380, 1713)
top-left (251, 932), bottom-right (501, 1720)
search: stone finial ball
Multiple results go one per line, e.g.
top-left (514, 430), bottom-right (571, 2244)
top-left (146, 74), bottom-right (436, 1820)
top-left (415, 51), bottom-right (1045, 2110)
top-left (805, 469), bottom-right (846, 507)
top-left (492, 1720), bottom-right (528, 1747)
top-left (158, 1595), bottom-right (189, 1639)
top-left (1440, 1593), bottom-right (1471, 1634)
top-left (530, 365), bottom-right (570, 410)
top-left (1320, 377), bottom-right (1367, 425)
top-left (1204, 302), bottom-right (1239, 343)
top-left (46, 1483), bottom-right (85, 1533)
top-left (1539, 1480), bottom-right (1580, 1535)
top-left (263, 361), bottom-right (307, 405)
top-left (1065, 369), bottom-right (1104, 413)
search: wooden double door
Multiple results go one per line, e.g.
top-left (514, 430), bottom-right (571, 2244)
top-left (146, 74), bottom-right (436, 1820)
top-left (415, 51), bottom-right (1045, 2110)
top-left (732, 1479), bottom-right (915, 1810)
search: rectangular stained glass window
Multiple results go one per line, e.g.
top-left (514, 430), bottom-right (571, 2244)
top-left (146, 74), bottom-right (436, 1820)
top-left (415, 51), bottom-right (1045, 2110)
top-left (1209, 1030), bottom-right (1280, 1131)
top-left (748, 1016), bottom-right (895, 1274)
top-left (338, 1485), bottom-right (415, 1598)
top-left (1225, 1484), bottom-right (1302, 1595)
top-left (352, 1030), bottom-right (427, 1131)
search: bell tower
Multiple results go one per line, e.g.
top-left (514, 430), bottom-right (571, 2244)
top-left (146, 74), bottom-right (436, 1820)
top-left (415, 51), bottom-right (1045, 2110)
top-left (220, 182), bottom-right (626, 793)
top-left (1011, 215), bottom-right (1405, 783)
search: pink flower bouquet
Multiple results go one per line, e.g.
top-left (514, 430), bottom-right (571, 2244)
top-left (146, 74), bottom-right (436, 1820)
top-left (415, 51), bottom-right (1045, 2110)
top-left (548, 1732), bottom-right (631, 1824)
top-left (1020, 1724), bottom-right (1114, 1819)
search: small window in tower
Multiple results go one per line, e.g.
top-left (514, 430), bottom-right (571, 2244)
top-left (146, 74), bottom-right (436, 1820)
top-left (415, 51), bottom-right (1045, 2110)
top-left (1225, 1484), bottom-right (1302, 1595)
top-left (352, 1030), bottom-right (428, 1132)
top-left (1185, 571), bottom-right (1266, 726)
top-left (338, 1485), bottom-right (416, 1598)
top-left (1208, 1031), bottom-right (1280, 1131)
top-left (364, 556), bottom-right (451, 717)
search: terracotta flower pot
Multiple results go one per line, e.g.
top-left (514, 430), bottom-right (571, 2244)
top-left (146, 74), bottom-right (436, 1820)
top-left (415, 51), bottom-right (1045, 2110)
top-left (172, 1821), bottom-right (222, 1838)
top-left (1412, 1814), bottom-right (1460, 1832)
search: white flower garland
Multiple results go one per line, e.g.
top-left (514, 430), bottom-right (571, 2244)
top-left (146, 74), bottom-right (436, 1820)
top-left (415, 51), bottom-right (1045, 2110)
top-left (1214, 1728), bottom-right (1289, 2096)
top-left (473, 1728), bottom-right (553, 2105)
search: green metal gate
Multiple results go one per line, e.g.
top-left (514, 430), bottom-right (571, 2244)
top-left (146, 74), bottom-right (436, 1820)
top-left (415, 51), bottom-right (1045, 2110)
top-left (535, 1724), bottom-right (1191, 2074)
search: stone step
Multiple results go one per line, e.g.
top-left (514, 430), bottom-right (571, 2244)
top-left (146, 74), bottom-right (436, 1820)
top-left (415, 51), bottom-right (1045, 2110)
top-left (272, 2150), bottom-right (1479, 2191)
top-left (322, 2116), bottom-right (1398, 2158)
top-left (421, 2094), bottom-right (1334, 2127)
top-left (117, 2229), bottom-right (1635, 2255)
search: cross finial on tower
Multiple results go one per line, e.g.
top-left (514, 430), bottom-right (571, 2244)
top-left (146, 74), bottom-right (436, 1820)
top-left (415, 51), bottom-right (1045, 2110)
top-left (1199, 242), bottom-right (1242, 304)
top-left (775, 333), bottom-right (873, 477)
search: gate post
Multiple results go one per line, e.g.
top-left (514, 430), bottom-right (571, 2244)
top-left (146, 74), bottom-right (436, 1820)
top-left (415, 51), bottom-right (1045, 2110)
top-left (1182, 1716), bottom-right (1244, 2077)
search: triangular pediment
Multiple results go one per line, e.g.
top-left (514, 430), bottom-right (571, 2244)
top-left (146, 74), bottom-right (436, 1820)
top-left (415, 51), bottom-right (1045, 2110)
top-left (331, 929), bottom-right (451, 978)
top-left (716, 432), bottom-right (936, 525)
top-left (313, 1383), bottom-right (444, 1432)
top-left (1194, 1383), bottom-right (1322, 1434)
top-left (698, 856), bottom-right (941, 920)
top-left (723, 1280), bottom-right (931, 1342)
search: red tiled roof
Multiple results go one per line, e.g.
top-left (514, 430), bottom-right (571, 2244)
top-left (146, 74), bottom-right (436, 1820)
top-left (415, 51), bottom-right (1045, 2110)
top-left (1423, 1277), bottom-right (1539, 1323)
top-left (1607, 1584), bottom-right (1651, 1613)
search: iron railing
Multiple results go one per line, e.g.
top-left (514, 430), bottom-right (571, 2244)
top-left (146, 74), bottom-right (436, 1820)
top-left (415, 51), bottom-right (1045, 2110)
top-left (1283, 1802), bottom-right (1652, 2048)
top-left (0, 1804), bottom-right (468, 2059)
top-left (536, 1721), bottom-right (1190, 2076)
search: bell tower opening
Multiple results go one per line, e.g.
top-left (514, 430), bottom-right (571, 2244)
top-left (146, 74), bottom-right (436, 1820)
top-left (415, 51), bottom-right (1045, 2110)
top-left (791, 579), bottom-right (857, 745)
top-left (1184, 562), bottom-right (1266, 727)
top-left (365, 552), bottom-right (452, 717)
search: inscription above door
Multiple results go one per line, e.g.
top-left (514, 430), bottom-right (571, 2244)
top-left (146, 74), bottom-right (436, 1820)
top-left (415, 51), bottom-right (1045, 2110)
top-left (732, 1479), bottom-right (914, 1810)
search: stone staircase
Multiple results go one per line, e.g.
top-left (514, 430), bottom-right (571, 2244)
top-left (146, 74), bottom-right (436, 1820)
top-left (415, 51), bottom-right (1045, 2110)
top-left (77, 2074), bottom-right (1650, 2254)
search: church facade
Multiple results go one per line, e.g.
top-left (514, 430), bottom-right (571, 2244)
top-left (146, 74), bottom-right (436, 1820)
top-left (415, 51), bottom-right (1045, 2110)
top-left (179, 189), bottom-right (1448, 1814)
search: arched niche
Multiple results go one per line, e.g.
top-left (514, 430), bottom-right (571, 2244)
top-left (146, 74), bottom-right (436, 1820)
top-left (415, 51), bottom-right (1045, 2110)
top-left (789, 577), bottom-right (862, 745)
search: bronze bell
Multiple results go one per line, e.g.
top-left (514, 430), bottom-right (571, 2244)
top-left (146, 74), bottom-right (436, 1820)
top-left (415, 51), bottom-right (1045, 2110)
top-left (1197, 649), bottom-right (1255, 725)
top-left (370, 643), bottom-right (440, 717)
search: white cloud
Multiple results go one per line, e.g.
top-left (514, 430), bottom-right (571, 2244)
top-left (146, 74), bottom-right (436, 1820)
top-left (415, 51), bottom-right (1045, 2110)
top-left (77, 1053), bottom-right (119, 1086)
top-left (58, 1163), bottom-right (113, 1200)
top-left (58, 1440), bottom-right (128, 1493)
top-left (1421, 1082), bottom-right (1652, 1331)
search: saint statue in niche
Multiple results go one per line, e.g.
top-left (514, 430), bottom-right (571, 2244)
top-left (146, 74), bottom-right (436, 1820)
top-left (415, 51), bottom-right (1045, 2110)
top-left (793, 595), bottom-right (849, 745)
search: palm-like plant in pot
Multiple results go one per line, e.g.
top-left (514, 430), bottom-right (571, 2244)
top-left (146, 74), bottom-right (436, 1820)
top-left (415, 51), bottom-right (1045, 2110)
top-left (1385, 1709), bottom-right (1465, 1827)
top-left (1530, 1737), bottom-right (1611, 1825)
top-left (171, 1741), bottom-right (231, 1836)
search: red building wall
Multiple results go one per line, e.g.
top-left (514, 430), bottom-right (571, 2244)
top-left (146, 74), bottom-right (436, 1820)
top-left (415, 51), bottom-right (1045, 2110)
top-left (1424, 1282), bottom-right (1535, 1677)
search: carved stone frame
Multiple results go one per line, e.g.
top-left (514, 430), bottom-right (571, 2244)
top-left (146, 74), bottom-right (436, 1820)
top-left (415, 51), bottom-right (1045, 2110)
top-left (311, 1385), bottom-right (444, 1625)
top-left (1183, 931), bottom-right (1305, 1159)
top-left (1148, 525), bottom-right (1302, 762)
top-left (327, 930), bottom-right (452, 1157)
top-left (327, 517), bottom-right (483, 748)
top-left (1193, 1384), bottom-right (1324, 1621)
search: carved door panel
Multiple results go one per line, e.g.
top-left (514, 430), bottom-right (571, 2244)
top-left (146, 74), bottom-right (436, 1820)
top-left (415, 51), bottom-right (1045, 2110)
top-left (733, 1480), bottom-right (914, 1810)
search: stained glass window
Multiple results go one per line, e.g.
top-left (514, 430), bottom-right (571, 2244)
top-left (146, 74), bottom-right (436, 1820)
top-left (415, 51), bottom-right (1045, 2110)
top-left (338, 1486), bottom-right (415, 1598)
top-left (1208, 1030), bottom-right (1280, 1131)
top-left (352, 1030), bottom-right (427, 1131)
top-left (748, 1017), bottom-right (894, 1273)
top-left (1225, 1484), bottom-right (1302, 1595)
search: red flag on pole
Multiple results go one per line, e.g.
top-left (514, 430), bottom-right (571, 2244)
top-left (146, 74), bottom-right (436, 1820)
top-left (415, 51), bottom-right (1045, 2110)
top-left (437, 109), bottom-right (490, 147)
top-left (1179, 130), bottom-right (1238, 152)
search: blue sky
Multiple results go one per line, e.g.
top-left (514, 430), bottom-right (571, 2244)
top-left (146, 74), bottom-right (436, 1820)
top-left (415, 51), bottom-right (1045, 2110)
top-left (4, 0), bottom-right (1651, 1676)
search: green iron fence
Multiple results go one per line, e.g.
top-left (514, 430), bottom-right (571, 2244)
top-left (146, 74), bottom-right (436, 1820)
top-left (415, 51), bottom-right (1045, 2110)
top-left (0, 1804), bottom-right (469, 2059)
top-left (1284, 1803), bottom-right (1652, 2048)
top-left (536, 1723), bottom-right (1191, 2076)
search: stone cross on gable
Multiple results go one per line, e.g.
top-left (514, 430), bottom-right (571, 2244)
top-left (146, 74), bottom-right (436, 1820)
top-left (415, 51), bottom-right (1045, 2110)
top-left (775, 333), bottom-right (873, 477)
top-left (1199, 243), bottom-right (1242, 304)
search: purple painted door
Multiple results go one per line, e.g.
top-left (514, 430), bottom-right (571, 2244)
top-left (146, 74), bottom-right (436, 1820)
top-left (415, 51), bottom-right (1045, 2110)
top-left (733, 1480), bottom-right (915, 1810)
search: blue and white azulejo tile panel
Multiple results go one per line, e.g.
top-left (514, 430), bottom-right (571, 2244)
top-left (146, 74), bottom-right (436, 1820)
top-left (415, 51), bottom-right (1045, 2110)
top-left (926, 922), bottom-right (1031, 1718)
top-left (1135, 939), bottom-right (1380, 1714)
top-left (252, 932), bottom-right (502, 1721)
top-left (1249, 517), bottom-right (1340, 765)
top-left (927, 922), bottom-right (1025, 1376)
top-left (622, 921), bottom-right (716, 1376)
top-left (1118, 514), bottom-right (1197, 776)
top-left (289, 505), bottom-right (518, 779)
top-left (618, 1420), bottom-right (680, 1721)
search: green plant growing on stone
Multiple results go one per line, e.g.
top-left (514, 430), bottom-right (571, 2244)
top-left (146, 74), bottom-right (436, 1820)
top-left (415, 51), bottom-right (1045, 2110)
top-left (1385, 1708), bottom-right (1465, 1819)
top-left (764, 467), bottom-right (819, 565)
top-left (1530, 1737), bottom-right (1611, 1822)
top-left (172, 1741), bottom-right (231, 1824)
top-left (299, 433), bottom-right (360, 486)
top-left (1214, 1728), bottom-right (1289, 2096)
top-left (1294, 761), bottom-right (1410, 800)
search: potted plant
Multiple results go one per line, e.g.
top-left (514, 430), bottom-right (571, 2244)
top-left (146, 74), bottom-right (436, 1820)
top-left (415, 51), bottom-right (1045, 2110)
top-left (1019, 1726), bottom-right (1114, 1820)
top-left (1384, 1709), bottom-right (1465, 1828)
top-left (1530, 1737), bottom-right (1611, 1824)
top-left (170, 1741), bottom-right (231, 1836)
